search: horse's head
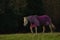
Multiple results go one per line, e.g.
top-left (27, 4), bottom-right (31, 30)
top-left (24, 17), bottom-right (28, 26)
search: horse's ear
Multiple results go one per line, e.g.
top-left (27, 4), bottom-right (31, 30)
top-left (24, 17), bottom-right (28, 19)
top-left (24, 16), bottom-right (26, 18)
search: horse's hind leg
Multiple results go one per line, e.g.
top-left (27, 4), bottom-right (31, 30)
top-left (42, 26), bottom-right (46, 33)
top-left (49, 24), bottom-right (53, 32)
top-left (35, 27), bottom-right (37, 34)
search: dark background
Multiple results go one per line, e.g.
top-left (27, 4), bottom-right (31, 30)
top-left (0, 0), bottom-right (60, 34)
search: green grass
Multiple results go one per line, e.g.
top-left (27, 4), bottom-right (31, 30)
top-left (0, 33), bottom-right (60, 40)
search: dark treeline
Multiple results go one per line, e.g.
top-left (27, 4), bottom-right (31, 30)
top-left (0, 0), bottom-right (60, 34)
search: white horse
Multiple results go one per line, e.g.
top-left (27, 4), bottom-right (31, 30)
top-left (23, 15), bottom-right (55, 33)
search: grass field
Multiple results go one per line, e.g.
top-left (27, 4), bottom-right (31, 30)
top-left (0, 33), bottom-right (60, 40)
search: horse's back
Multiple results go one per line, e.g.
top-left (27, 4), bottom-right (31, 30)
top-left (37, 15), bottom-right (51, 25)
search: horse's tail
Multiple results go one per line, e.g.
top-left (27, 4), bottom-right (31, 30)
top-left (49, 16), bottom-right (56, 30)
top-left (51, 23), bottom-right (56, 30)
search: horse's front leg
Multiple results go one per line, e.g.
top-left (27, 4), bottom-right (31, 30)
top-left (30, 26), bottom-right (33, 33)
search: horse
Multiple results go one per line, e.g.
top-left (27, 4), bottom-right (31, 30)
top-left (23, 15), bottom-right (55, 33)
